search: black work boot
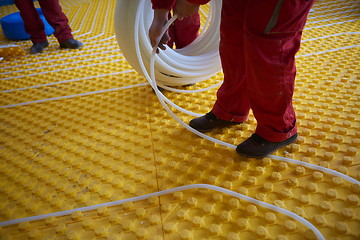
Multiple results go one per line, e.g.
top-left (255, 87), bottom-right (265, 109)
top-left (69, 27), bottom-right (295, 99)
top-left (189, 111), bottom-right (242, 132)
top-left (236, 133), bottom-right (298, 158)
top-left (60, 38), bottom-right (83, 49)
top-left (30, 41), bottom-right (49, 54)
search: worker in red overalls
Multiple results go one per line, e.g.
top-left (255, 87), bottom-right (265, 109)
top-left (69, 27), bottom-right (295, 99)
top-left (14, 0), bottom-right (83, 54)
top-left (150, 0), bottom-right (314, 158)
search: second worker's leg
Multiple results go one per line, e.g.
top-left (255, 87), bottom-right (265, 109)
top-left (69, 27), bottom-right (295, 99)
top-left (37, 0), bottom-right (72, 42)
top-left (189, 0), bottom-right (249, 132)
top-left (14, 0), bottom-right (48, 53)
top-left (38, 0), bottom-right (82, 49)
top-left (236, 0), bottom-right (315, 157)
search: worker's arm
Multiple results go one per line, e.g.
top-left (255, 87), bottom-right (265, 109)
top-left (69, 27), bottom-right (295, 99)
top-left (149, 0), bottom-right (175, 51)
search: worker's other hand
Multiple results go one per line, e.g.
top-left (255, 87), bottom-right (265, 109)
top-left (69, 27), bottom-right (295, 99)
top-left (174, 0), bottom-right (200, 20)
top-left (149, 9), bottom-right (170, 53)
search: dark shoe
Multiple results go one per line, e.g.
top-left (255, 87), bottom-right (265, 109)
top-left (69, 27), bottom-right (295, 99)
top-left (189, 111), bottom-right (242, 132)
top-left (60, 38), bottom-right (83, 49)
top-left (236, 133), bottom-right (298, 158)
top-left (30, 41), bottom-right (49, 54)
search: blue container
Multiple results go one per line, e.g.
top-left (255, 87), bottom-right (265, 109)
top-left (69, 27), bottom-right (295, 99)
top-left (0, 8), bottom-right (54, 40)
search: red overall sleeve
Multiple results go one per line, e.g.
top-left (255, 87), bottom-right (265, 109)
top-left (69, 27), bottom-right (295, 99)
top-left (151, 0), bottom-right (209, 10)
top-left (151, 0), bottom-right (175, 10)
top-left (188, 0), bottom-right (210, 4)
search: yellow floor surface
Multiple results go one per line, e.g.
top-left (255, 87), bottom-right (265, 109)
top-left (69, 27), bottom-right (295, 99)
top-left (0, 0), bottom-right (359, 239)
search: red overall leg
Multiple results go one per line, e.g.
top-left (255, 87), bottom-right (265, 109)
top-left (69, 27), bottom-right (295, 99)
top-left (37, 0), bottom-right (73, 43)
top-left (211, 0), bottom-right (249, 123)
top-left (14, 0), bottom-right (46, 43)
top-left (244, 0), bottom-right (314, 142)
top-left (168, 11), bottom-right (200, 49)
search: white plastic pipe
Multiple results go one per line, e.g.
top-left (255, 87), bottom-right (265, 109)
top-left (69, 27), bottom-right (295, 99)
top-left (0, 184), bottom-right (326, 240)
top-left (114, 0), bottom-right (222, 87)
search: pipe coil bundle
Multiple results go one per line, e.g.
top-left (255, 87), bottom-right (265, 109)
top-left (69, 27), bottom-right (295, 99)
top-left (114, 0), bottom-right (222, 88)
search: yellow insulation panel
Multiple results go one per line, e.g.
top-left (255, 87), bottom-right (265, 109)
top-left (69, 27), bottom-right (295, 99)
top-left (0, 0), bottom-right (359, 239)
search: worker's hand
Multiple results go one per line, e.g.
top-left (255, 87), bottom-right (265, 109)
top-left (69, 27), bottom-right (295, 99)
top-left (149, 9), bottom-right (170, 53)
top-left (174, 0), bottom-right (200, 20)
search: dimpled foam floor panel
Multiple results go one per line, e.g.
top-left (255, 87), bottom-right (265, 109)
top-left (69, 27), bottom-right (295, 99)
top-left (0, 0), bottom-right (359, 240)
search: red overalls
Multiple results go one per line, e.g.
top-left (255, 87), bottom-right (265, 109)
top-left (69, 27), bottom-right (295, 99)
top-left (168, 12), bottom-right (200, 49)
top-left (14, 0), bottom-right (73, 43)
top-left (191, 0), bottom-right (314, 142)
top-left (151, 0), bottom-right (200, 49)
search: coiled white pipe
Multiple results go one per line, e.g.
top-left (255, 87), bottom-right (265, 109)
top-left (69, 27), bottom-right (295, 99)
top-left (114, 0), bottom-right (222, 87)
